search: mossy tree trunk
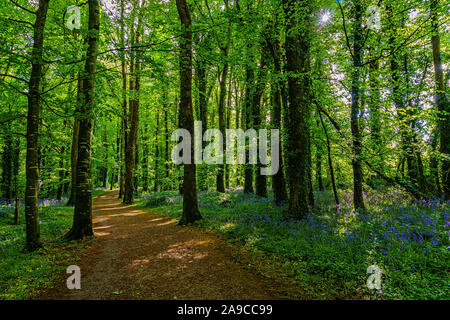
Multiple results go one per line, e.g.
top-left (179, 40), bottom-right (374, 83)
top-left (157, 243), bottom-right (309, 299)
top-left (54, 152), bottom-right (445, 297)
top-left (283, 0), bottom-right (312, 218)
top-left (24, 0), bottom-right (50, 252)
top-left (176, 0), bottom-right (202, 225)
top-left (66, 0), bottom-right (100, 240)
top-left (431, 0), bottom-right (449, 199)
top-left (350, 0), bottom-right (365, 211)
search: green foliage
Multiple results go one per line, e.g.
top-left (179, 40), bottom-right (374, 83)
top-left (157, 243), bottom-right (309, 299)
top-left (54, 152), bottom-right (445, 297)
top-left (0, 206), bottom-right (77, 299)
top-left (0, 190), bottom-right (105, 299)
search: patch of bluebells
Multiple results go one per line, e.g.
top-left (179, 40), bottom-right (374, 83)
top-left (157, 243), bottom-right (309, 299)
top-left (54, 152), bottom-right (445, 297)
top-left (0, 197), bottom-right (68, 250)
top-left (0, 201), bottom-right (15, 218)
top-left (192, 188), bottom-right (449, 296)
top-left (1, 198), bottom-right (67, 216)
top-left (142, 187), bottom-right (449, 267)
top-left (38, 198), bottom-right (67, 209)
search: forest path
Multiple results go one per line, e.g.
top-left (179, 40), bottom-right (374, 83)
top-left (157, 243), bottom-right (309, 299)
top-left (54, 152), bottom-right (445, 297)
top-left (39, 190), bottom-right (290, 300)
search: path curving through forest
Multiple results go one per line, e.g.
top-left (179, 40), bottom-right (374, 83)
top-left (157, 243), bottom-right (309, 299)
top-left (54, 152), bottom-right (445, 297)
top-left (39, 191), bottom-right (291, 300)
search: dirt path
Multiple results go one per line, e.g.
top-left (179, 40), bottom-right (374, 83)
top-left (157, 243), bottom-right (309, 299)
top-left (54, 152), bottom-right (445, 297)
top-left (40, 191), bottom-right (292, 300)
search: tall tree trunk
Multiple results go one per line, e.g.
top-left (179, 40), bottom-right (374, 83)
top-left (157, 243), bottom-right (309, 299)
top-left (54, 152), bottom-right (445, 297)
top-left (102, 131), bottom-right (108, 188)
top-left (134, 130), bottom-right (139, 195)
top-left (111, 127), bottom-right (122, 190)
top-left (118, 0), bottom-right (127, 199)
top-left (235, 82), bottom-right (242, 187)
top-left (142, 123), bottom-right (149, 192)
top-left (243, 63), bottom-right (255, 194)
top-left (268, 36), bottom-right (287, 204)
top-left (1, 128), bottom-right (12, 200)
top-left (165, 109), bottom-right (169, 180)
top-left (12, 137), bottom-right (20, 200)
top-left (56, 147), bottom-right (66, 200)
top-left (315, 120), bottom-right (324, 192)
top-left (431, 0), bottom-right (449, 199)
top-left (271, 84), bottom-right (288, 203)
top-left (196, 58), bottom-right (208, 191)
top-left (176, 0), bottom-right (202, 225)
top-left (154, 110), bottom-right (160, 192)
top-left (225, 74), bottom-right (232, 190)
top-left (66, 0), bottom-right (100, 240)
top-left (283, 0), bottom-right (312, 217)
top-left (133, 47), bottom-right (142, 197)
top-left (350, 0), bottom-right (365, 211)
top-left (215, 5), bottom-right (232, 193)
top-left (123, 32), bottom-right (135, 204)
top-left (24, 0), bottom-right (50, 251)
top-left (67, 113), bottom-right (80, 206)
top-left (253, 47), bottom-right (269, 198)
top-left (216, 63), bottom-right (228, 193)
top-left (123, 4), bottom-right (143, 204)
top-left (163, 88), bottom-right (170, 189)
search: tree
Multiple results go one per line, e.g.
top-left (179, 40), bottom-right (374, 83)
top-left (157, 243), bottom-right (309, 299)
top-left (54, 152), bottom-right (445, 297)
top-left (283, 0), bottom-right (312, 217)
top-left (118, 0), bottom-right (128, 199)
top-left (65, 0), bottom-right (100, 240)
top-left (212, 0), bottom-right (232, 193)
top-left (124, 1), bottom-right (145, 204)
top-left (24, 0), bottom-right (50, 252)
top-left (349, 0), bottom-right (365, 211)
top-left (430, 0), bottom-right (449, 199)
top-left (154, 109), bottom-right (160, 192)
top-left (176, 0), bottom-right (202, 225)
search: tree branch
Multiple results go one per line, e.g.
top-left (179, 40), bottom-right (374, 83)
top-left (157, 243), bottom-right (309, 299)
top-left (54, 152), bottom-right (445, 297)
top-left (8, 0), bottom-right (36, 15)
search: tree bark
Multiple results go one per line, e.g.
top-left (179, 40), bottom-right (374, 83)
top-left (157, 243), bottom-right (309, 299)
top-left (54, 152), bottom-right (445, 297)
top-left (243, 63), bottom-right (255, 194)
top-left (176, 0), bottom-right (202, 225)
top-left (24, 0), bottom-right (50, 251)
top-left (431, 0), bottom-right (449, 199)
top-left (66, 0), bottom-right (100, 240)
top-left (165, 108), bottom-right (169, 180)
top-left (56, 147), bottom-right (66, 200)
top-left (12, 137), bottom-right (20, 200)
top-left (154, 110), bottom-right (160, 192)
top-left (283, 0), bottom-right (312, 217)
top-left (67, 114), bottom-right (80, 206)
top-left (350, 0), bottom-right (365, 211)
top-left (196, 58), bottom-right (208, 191)
top-left (123, 3), bottom-right (143, 204)
top-left (118, 0), bottom-right (127, 199)
top-left (101, 131), bottom-right (109, 188)
top-left (1, 129), bottom-right (12, 200)
top-left (267, 34), bottom-right (287, 204)
top-left (225, 73), bottom-right (232, 189)
top-left (216, 63), bottom-right (228, 193)
top-left (315, 119), bottom-right (324, 192)
top-left (142, 123), bottom-right (149, 192)
top-left (253, 48), bottom-right (269, 198)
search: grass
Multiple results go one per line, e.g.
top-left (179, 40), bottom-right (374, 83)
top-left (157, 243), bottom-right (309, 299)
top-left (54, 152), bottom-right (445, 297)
top-left (0, 189), bottom-right (106, 300)
top-left (138, 187), bottom-right (450, 300)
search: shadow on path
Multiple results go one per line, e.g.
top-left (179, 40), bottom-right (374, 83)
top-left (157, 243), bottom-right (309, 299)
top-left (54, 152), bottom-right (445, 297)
top-left (39, 191), bottom-right (291, 300)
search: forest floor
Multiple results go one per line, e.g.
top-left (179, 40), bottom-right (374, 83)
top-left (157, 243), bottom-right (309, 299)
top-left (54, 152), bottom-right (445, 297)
top-left (37, 190), bottom-right (299, 300)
